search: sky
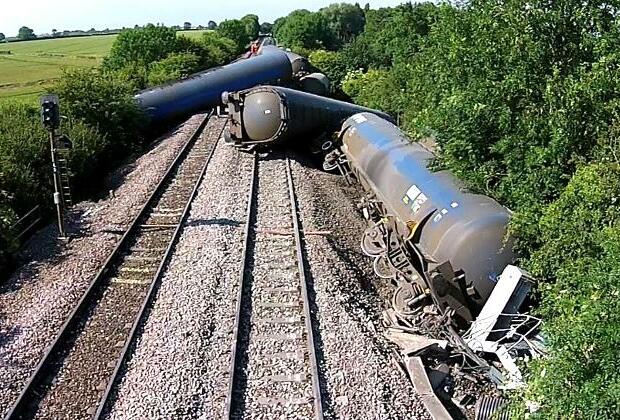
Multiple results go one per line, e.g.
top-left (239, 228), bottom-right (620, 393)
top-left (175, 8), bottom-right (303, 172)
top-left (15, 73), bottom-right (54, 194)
top-left (0, 0), bottom-right (410, 37)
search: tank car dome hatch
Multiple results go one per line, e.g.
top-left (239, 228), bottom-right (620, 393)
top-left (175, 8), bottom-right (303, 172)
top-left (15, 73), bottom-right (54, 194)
top-left (241, 90), bottom-right (285, 142)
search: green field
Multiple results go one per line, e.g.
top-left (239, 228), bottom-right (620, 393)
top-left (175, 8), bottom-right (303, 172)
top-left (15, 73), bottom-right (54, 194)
top-left (0, 30), bottom-right (208, 103)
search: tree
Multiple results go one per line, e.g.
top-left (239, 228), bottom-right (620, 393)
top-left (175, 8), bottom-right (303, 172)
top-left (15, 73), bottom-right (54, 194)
top-left (207, 21), bottom-right (217, 30)
top-left (103, 24), bottom-right (180, 71)
top-left (241, 14), bottom-right (260, 41)
top-left (319, 2), bottom-right (365, 46)
top-left (274, 9), bottom-right (334, 51)
top-left (199, 31), bottom-right (237, 65)
top-left (17, 26), bottom-right (36, 40)
top-left (0, 33), bottom-right (5, 42)
top-left (217, 19), bottom-right (249, 52)
top-left (260, 22), bottom-right (273, 34)
top-left (51, 29), bottom-right (58, 37)
top-left (183, 22), bottom-right (192, 30)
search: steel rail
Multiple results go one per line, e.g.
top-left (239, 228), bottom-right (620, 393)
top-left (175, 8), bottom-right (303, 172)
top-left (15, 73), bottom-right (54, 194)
top-left (285, 156), bottom-right (324, 419)
top-left (225, 153), bottom-right (324, 419)
top-left (225, 151), bottom-right (258, 418)
top-left (5, 111), bottom-right (214, 420)
top-left (94, 115), bottom-right (227, 418)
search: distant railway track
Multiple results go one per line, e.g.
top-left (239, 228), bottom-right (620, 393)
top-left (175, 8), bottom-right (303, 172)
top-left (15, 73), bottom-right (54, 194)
top-left (5, 111), bottom-right (226, 419)
top-left (225, 153), bottom-right (324, 419)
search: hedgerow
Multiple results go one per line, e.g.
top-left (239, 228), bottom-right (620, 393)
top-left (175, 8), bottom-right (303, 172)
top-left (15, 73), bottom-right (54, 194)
top-left (0, 101), bottom-right (108, 274)
top-left (1, 24), bottom-right (241, 276)
top-left (294, 1), bottom-right (620, 416)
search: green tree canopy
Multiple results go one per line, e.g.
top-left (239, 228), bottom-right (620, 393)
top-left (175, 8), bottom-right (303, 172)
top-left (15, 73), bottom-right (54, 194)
top-left (104, 24), bottom-right (179, 70)
top-left (319, 2), bottom-right (365, 46)
top-left (241, 14), bottom-right (260, 41)
top-left (147, 52), bottom-right (201, 86)
top-left (217, 19), bottom-right (249, 53)
top-left (17, 26), bottom-right (36, 40)
top-left (274, 9), bottom-right (335, 51)
top-left (0, 33), bottom-right (5, 42)
top-left (259, 22), bottom-right (273, 34)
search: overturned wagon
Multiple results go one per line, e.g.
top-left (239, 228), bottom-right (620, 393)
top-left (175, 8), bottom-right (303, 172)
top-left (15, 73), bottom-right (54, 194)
top-left (223, 86), bottom-right (393, 148)
top-left (134, 48), bottom-right (293, 123)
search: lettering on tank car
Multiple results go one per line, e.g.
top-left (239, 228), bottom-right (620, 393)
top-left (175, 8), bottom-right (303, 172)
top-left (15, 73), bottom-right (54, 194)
top-left (411, 193), bottom-right (428, 214)
top-left (403, 184), bottom-right (428, 215)
top-left (433, 207), bottom-right (450, 223)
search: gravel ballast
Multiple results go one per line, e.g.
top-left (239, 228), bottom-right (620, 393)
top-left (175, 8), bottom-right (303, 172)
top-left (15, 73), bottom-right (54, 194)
top-left (2, 123), bottom-right (430, 418)
top-left (289, 154), bottom-right (430, 420)
top-left (0, 114), bottom-right (206, 417)
top-left (106, 127), bottom-right (254, 419)
top-left (107, 148), bottom-right (428, 419)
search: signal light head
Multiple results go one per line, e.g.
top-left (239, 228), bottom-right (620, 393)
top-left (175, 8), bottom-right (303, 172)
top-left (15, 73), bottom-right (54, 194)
top-left (40, 94), bottom-right (60, 130)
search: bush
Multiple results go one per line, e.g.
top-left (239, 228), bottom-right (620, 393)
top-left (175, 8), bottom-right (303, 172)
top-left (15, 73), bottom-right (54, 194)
top-left (308, 49), bottom-right (348, 89)
top-left (54, 68), bottom-right (147, 157)
top-left (147, 53), bottom-right (201, 86)
top-left (525, 164), bottom-right (620, 280)
top-left (199, 31), bottom-right (237, 67)
top-left (335, 1), bottom-right (620, 416)
top-left (0, 102), bottom-right (50, 213)
top-left (523, 164), bottom-right (620, 417)
top-left (104, 24), bottom-right (180, 71)
top-left (0, 101), bottom-right (108, 213)
top-left (341, 68), bottom-right (407, 118)
top-left (0, 198), bottom-right (17, 275)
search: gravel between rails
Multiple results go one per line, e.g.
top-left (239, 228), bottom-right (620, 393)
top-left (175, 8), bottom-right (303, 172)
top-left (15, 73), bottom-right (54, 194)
top-left (289, 154), bottom-right (431, 420)
top-left (106, 130), bottom-right (254, 419)
top-left (0, 114), bottom-right (206, 417)
top-left (230, 154), bottom-right (317, 419)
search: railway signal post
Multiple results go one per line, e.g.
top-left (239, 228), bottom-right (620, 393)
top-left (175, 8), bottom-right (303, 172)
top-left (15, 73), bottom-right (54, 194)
top-left (40, 94), bottom-right (72, 239)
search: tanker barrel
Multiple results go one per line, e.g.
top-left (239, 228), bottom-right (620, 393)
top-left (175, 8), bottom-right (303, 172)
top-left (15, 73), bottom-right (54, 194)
top-left (134, 48), bottom-right (293, 124)
top-left (226, 86), bottom-right (394, 147)
top-left (339, 112), bottom-right (516, 314)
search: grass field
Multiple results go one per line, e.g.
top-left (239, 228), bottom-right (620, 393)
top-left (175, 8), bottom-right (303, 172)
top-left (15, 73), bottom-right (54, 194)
top-left (0, 30), bottom-right (208, 103)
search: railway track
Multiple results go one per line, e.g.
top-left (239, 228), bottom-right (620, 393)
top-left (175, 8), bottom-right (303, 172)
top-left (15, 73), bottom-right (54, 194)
top-left (5, 111), bottom-right (227, 420)
top-left (226, 153), bottom-right (324, 419)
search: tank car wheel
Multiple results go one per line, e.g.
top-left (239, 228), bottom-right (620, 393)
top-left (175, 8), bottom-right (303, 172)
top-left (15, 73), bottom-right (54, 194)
top-left (392, 283), bottom-right (423, 317)
top-left (361, 227), bottom-right (386, 257)
top-left (373, 255), bottom-right (394, 279)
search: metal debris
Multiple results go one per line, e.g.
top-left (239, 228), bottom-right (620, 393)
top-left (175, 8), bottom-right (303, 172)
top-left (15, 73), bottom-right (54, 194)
top-left (383, 265), bottom-right (545, 419)
top-left (405, 356), bottom-right (453, 420)
top-left (385, 329), bottom-right (448, 355)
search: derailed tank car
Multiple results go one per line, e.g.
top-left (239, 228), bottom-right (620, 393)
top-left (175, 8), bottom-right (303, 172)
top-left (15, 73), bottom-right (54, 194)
top-left (223, 86), bottom-right (394, 148)
top-left (328, 113), bottom-right (515, 325)
top-left (134, 48), bottom-right (293, 123)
